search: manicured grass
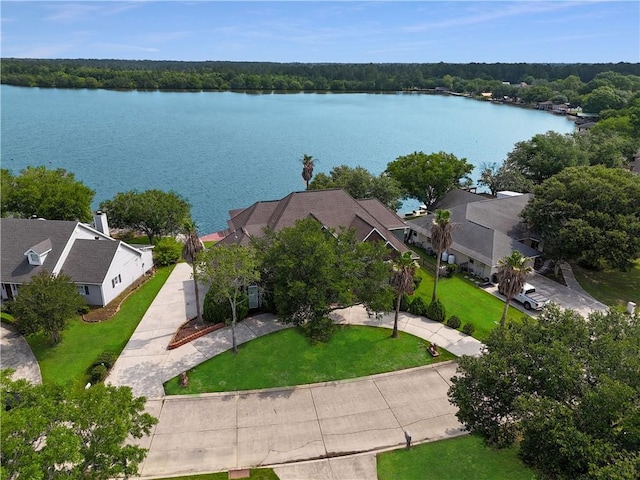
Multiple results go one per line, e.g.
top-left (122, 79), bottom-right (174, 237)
top-left (165, 325), bottom-right (454, 394)
top-left (571, 259), bottom-right (640, 309)
top-left (377, 434), bottom-right (538, 480)
top-left (27, 266), bottom-right (174, 390)
top-left (157, 469), bottom-right (278, 480)
top-left (411, 268), bottom-right (521, 341)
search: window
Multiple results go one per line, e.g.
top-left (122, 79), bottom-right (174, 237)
top-left (28, 252), bottom-right (40, 265)
top-left (77, 285), bottom-right (89, 296)
top-left (111, 274), bottom-right (121, 288)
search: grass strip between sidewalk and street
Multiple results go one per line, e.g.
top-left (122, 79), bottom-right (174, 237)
top-left (156, 469), bottom-right (278, 480)
top-left (27, 265), bottom-right (174, 391)
top-left (377, 434), bottom-right (538, 480)
top-left (164, 325), bottom-right (454, 395)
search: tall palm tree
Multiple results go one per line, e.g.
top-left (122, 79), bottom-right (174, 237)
top-left (391, 252), bottom-right (416, 338)
top-left (181, 219), bottom-right (205, 326)
top-left (301, 154), bottom-right (315, 189)
top-left (497, 250), bottom-right (532, 330)
top-left (430, 209), bottom-right (453, 302)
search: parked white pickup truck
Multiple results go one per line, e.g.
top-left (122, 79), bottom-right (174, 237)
top-left (500, 283), bottom-right (550, 310)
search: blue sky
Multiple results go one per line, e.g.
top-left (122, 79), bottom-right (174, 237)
top-left (1, 1), bottom-right (639, 63)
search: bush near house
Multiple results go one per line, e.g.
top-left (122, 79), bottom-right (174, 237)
top-left (153, 237), bottom-right (182, 266)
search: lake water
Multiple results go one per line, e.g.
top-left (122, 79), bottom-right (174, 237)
top-left (1, 86), bottom-right (574, 234)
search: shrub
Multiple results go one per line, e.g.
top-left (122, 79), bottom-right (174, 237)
top-left (462, 322), bottom-right (476, 336)
top-left (447, 315), bottom-right (461, 329)
top-left (78, 305), bottom-right (90, 314)
top-left (299, 316), bottom-right (336, 343)
top-left (90, 364), bottom-right (108, 383)
top-left (153, 237), bottom-right (182, 266)
top-left (409, 297), bottom-right (427, 316)
top-left (413, 276), bottom-right (422, 289)
top-left (92, 351), bottom-right (118, 370)
top-left (426, 299), bottom-right (446, 323)
top-left (203, 289), bottom-right (249, 324)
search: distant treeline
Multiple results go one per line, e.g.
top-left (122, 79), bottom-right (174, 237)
top-left (2, 58), bottom-right (639, 94)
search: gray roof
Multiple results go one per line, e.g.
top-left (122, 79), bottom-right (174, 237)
top-left (408, 191), bottom-right (539, 266)
top-left (61, 239), bottom-right (120, 284)
top-left (1, 218), bottom-right (77, 284)
top-left (220, 189), bottom-right (411, 255)
top-left (1, 218), bottom-right (123, 285)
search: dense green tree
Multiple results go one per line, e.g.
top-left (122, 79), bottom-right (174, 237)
top-left (477, 162), bottom-right (533, 195)
top-left (99, 189), bottom-right (191, 244)
top-left (390, 252), bottom-right (416, 338)
top-left (261, 218), bottom-right (391, 339)
top-left (496, 251), bottom-right (532, 330)
top-left (198, 244), bottom-right (260, 353)
top-left (430, 209), bottom-right (453, 302)
top-left (521, 165), bottom-right (640, 270)
top-left (1, 168), bottom-right (15, 217)
top-left (181, 219), bottom-right (205, 325)
top-left (583, 85), bottom-right (627, 114)
top-left (1, 369), bottom-right (157, 479)
top-left (576, 128), bottom-right (638, 168)
top-left (449, 306), bottom-right (640, 479)
top-left (386, 151), bottom-right (473, 208)
top-left (504, 131), bottom-right (586, 185)
top-left (3, 166), bottom-right (95, 222)
top-left (12, 271), bottom-right (86, 345)
top-left (309, 165), bottom-right (403, 210)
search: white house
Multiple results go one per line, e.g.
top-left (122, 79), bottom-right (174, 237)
top-left (1, 212), bottom-right (154, 307)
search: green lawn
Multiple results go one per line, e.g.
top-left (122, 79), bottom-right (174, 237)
top-left (571, 259), bottom-right (640, 309)
top-left (27, 266), bottom-right (174, 390)
top-left (411, 268), bottom-right (520, 341)
top-left (165, 325), bottom-right (454, 394)
top-left (377, 435), bottom-right (538, 480)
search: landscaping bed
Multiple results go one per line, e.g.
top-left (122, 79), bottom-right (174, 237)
top-left (167, 318), bottom-right (226, 349)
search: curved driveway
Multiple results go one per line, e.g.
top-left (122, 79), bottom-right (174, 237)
top-left (106, 263), bottom-right (482, 478)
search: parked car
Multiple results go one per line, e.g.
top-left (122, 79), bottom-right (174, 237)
top-left (499, 282), bottom-right (550, 310)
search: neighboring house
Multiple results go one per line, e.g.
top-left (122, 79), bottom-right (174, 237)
top-left (537, 101), bottom-right (554, 111)
top-left (219, 188), bottom-right (413, 257)
top-left (406, 189), bottom-right (540, 282)
top-left (576, 121), bottom-right (597, 133)
top-left (1, 212), bottom-right (154, 307)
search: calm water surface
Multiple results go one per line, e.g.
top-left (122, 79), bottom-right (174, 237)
top-left (1, 86), bottom-right (574, 233)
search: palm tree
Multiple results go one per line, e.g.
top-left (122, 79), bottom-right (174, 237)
top-left (430, 209), bottom-right (453, 302)
top-left (391, 252), bottom-right (416, 338)
top-left (181, 219), bottom-right (205, 326)
top-left (497, 250), bottom-right (533, 330)
top-left (301, 154), bottom-right (315, 189)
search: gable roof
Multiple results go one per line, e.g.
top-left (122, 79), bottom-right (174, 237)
top-left (408, 190), bottom-right (539, 266)
top-left (60, 239), bottom-right (120, 284)
top-left (1, 218), bottom-right (141, 286)
top-left (1, 218), bottom-right (77, 284)
top-left (220, 189), bottom-right (411, 255)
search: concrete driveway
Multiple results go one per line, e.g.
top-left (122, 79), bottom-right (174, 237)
top-left (136, 362), bottom-right (465, 478)
top-left (484, 270), bottom-right (608, 319)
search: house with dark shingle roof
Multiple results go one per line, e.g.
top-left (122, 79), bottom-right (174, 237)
top-left (1, 213), bottom-right (154, 306)
top-left (406, 190), bottom-right (541, 282)
top-left (219, 189), bottom-right (413, 258)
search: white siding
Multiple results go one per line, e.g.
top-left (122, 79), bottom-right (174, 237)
top-left (100, 244), bottom-right (153, 306)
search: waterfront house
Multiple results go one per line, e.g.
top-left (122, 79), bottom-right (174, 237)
top-left (406, 190), bottom-right (540, 282)
top-left (1, 213), bottom-right (154, 306)
top-left (219, 189), bottom-right (413, 257)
